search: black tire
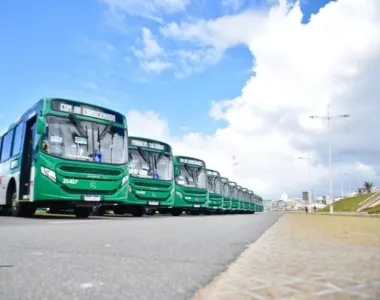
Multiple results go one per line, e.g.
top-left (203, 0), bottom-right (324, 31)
top-left (190, 210), bottom-right (200, 216)
top-left (93, 206), bottom-right (105, 216)
top-left (10, 191), bottom-right (36, 217)
top-left (203, 210), bottom-right (211, 215)
top-left (74, 207), bottom-right (92, 218)
top-left (171, 209), bottom-right (182, 216)
top-left (131, 207), bottom-right (145, 217)
top-left (113, 207), bottom-right (124, 215)
top-left (145, 209), bottom-right (156, 216)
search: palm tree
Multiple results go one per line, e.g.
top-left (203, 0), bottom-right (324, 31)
top-left (363, 181), bottom-right (374, 194)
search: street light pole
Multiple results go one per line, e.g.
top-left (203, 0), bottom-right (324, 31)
top-left (309, 104), bottom-right (349, 214)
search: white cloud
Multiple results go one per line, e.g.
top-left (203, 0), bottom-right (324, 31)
top-left (127, 0), bottom-right (380, 199)
top-left (133, 27), bottom-right (172, 73)
top-left (100, 0), bottom-right (190, 23)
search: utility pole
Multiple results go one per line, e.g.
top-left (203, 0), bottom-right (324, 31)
top-left (309, 105), bottom-right (349, 214)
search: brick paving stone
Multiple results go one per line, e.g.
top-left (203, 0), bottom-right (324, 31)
top-left (192, 214), bottom-right (380, 300)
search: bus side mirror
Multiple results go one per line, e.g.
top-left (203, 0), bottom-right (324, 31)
top-left (36, 117), bottom-right (45, 135)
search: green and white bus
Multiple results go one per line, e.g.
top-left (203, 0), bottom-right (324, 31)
top-left (172, 156), bottom-right (208, 216)
top-left (0, 98), bottom-right (129, 218)
top-left (229, 181), bottom-right (238, 212)
top-left (236, 185), bottom-right (242, 214)
top-left (248, 190), bottom-right (255, 213)
top-left (126, 136), bottom-right (174, 217)
top-left (206, 169), bottom-right (223, 214)
top-left (220, 177), bottom-right (231, 213)
top-left (241, 187), bottom-right (248, 213)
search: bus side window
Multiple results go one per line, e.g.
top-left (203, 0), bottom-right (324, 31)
top-left (0, 129), bottom-right (15, 163)
top-left (12, 122), bottom-right (25, 157)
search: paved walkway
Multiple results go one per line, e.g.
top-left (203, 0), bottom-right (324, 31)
top-left (192, 213), bottom-right (380, 300)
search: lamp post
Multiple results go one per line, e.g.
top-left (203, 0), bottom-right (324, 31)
top-left (309, 105), bottom-right (349, 214)
top-left (298, 156), bottom-right (313, 204)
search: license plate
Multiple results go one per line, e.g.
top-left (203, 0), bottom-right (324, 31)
top-left (193, 204), bottom-right (200, 208)
top-left (84, 195), bottom-right (101, 201)
top-left (149, 201), bottom-right (159, 206)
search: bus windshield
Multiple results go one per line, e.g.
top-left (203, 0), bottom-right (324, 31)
top-left (229, 184), bottom-right (238, 198)
top-left (129, 148), bottom-right (173, 180)
top-left (43, 116), bottom-right (128, 164)
top-left (207, 176), bottom-right (222, 194)
top-left (222, 181), bottom-right (231, 197)
top-left (176, 165), bottom-right (207, 189)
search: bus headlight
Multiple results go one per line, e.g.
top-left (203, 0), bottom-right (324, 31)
top-left (176, 191), bottom-right (182, 198)
top-left (41, 167), bottom-right (56, 182)
top-left (128, 185), bottom-right (132, 193)
top-left (121, 175), bottom-right (129, 186)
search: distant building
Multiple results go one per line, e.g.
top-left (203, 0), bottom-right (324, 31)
top-left (302, 191), bottom-right (309, 202)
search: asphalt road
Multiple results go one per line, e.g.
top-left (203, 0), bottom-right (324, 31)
top-left (0, 212), bottom-right (282, 300)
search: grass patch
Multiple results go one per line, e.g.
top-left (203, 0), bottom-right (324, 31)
top-left (364, 203), bottom-right (380, 214)
top-left (318, 193), bottom-right (376, 212)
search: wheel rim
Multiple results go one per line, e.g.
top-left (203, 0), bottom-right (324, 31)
top-left (11, 193), bottom-right (17, 211)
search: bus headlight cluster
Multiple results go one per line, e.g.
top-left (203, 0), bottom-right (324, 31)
top-left (176, 191), bottom-right (182, 198)
top-left (121, 175), bottom-right (129, 186)
top-left (41, 166), bottom-right (56, 182)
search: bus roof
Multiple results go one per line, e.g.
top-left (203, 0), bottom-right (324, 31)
top-left (128, 136), bottom-right (172, 153)
top-left (237, 185), bottom-right (242, 189)
top-left (248, 190), bottom-right (253, 194)
top-left (206, 169), bottom-right (220, 177)
top-left (242, 188), bottom-right (248, 192)
top-left (174, 156), bottom-right (206, 167)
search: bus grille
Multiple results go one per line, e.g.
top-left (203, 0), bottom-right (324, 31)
top-left (59, 166), bottom-right (122, 176)
top-left (61, 186), bottom-right (117, 195)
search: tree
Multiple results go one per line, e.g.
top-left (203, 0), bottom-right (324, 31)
top-left (357, 188), bottom-right (363, 195)
top-left (363, 181), bottom-right (374, 193)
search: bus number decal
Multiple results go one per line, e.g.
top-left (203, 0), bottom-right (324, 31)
top-left (63, 178), bottom-right (78, 184)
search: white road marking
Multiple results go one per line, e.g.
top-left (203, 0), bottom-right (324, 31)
top-left (50, 220), bottom-right (109, 224)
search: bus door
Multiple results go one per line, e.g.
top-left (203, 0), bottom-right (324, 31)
top-left (19, 116), bottom-right (36, 200)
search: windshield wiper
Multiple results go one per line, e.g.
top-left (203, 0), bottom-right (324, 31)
top-left (69, 114), bottom-right (87, 138)
top-left (98, 122), bottom-right (114, 141)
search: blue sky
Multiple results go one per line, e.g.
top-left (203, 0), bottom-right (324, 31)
top-left (0, 0), bottom-right (335, 135)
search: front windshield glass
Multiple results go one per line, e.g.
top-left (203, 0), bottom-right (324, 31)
top-left (176, 165), bottom-right (207, 188)
top-left (207, 175), bottom-right (222, 194)
top-left (43, 116), bottom-right (128, 164)
top-left (222, 181), bottom-right (230, 197)
top-left (129, 149), bottom-right (173, 180)
top-left (229, 184), bottom-right (238, 198)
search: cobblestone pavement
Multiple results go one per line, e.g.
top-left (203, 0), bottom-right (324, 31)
top-left (192, 213), bottom-right (380, 300)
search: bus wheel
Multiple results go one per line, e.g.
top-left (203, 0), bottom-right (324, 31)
top-left (10, 191), bottom-right (35, 217)
top-left (74, 207), bottom-right (92, 218)
top-left (204, 210), bottom-right (211, 215)
top-left (190, 210), bottom-right (200, 216)
top-left (131, 207), bottom-right (145, 217)
top-left (171, 209), bottom-right (182, 216)
top-left (145, 209), bottom-right (156, 216)
top-left (93, 206), bottom-right (105, 216)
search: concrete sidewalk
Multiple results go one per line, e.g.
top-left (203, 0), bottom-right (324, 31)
top-left (192, 213), bottom-right (380, 299)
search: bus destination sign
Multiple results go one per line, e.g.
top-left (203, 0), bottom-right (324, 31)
top-left (207, 170), bottom-right (219, 176)
top-left (178, 158), bottom-right (204, 167)
top-left (51, 100), bottom-right (119, 122)
top-left (130, 139), bottom-right (165, 151)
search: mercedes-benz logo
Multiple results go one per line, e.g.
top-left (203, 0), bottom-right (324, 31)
top-left (90, 182), bottom-right (96, 189)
